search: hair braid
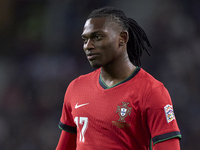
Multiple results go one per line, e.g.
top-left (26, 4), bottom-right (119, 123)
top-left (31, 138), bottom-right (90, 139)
top-left (87, 6), bottom-right (152, 66)
top-left (127, 18), bottom-right (151, 66)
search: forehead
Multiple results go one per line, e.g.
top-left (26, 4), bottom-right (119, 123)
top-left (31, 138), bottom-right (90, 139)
top-left (82, 17), bottom-right (120, 36)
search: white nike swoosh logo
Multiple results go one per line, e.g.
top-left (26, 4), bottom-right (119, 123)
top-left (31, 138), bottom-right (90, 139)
top-left (75, 103), bottom-right (89, 109)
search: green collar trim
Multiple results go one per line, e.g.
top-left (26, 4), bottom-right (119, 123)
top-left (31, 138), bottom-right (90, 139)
top-left (99, 66), bottom-right (140, 89)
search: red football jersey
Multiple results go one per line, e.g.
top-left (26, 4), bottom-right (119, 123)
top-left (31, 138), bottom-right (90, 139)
top-left (59, 67), bottom-right (181, 150)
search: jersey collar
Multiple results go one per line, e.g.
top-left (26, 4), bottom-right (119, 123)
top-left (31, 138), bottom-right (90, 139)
top-left (99, 67), bottom-right (140, 89)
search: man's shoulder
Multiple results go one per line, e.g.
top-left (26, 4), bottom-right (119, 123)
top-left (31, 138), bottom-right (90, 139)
top-left (71, 69), bottom-right (100, 85)
top-left (138, 68), bottom-right (164, 88)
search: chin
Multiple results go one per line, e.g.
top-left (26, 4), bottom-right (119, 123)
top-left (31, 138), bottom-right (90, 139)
top-left (91, 64), bottom-right (101, 69)
top-left (89, 62), bottom-right (101, 69)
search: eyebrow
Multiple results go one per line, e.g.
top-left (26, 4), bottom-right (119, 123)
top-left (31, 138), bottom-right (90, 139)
top-left (81, 30), bottom-right (104, 38)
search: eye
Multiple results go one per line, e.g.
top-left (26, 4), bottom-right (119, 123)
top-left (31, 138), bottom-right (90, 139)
top-left (82, 37), bottom-right (88, 44)
top-left (94, 35), bottom-right (102, 41)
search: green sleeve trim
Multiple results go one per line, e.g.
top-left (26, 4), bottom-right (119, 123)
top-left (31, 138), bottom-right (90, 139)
top-left (153, 134), bottom-right (182, 145)
top-left (58, 125), bottom-right (76, 134)
top-left (149, 138), bottom-right (152, 150)
top-left (58, 121), bottom-right (77, 134)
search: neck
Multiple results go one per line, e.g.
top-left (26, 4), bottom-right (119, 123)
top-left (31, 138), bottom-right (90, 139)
top-left (100, 59), bottom-right (136, 87)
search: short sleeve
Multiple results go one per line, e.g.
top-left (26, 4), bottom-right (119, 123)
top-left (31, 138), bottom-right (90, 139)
top-left (58, 82), bottom-right (77, 134)
top-left (145, 85), bottom-right (181, 145)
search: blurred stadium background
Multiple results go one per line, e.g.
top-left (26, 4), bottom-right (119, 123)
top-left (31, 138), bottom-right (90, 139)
top-left (0, 0), bottom-right (199, 149)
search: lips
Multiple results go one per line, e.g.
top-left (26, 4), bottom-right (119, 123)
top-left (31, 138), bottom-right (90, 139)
top-left (86, 51), bottom-right (99, 61)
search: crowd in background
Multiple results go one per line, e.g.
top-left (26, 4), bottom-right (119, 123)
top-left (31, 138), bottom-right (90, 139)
top-left (0, 0), bottom-right (199, 149)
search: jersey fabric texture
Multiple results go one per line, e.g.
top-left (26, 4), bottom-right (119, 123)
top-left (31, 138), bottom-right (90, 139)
top-left (59, 67), bottom-right (181, 150)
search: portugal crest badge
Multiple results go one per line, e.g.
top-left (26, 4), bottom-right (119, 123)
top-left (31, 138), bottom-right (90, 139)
top-left (116, 102), bottom-right (132, 122)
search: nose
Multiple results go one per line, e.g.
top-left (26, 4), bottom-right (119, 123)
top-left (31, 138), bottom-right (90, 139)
top-left (84, 39), bottom-right (95, 51)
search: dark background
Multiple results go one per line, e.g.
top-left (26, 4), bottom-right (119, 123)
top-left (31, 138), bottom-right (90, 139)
top-left (0, 0), bottom-right (199, 149)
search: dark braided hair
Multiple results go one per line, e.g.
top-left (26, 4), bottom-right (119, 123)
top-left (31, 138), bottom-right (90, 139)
top-left (87, 6), bottom-right (152, 66)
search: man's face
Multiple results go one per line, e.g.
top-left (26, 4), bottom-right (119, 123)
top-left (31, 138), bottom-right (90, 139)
top-left (81, 17), bottom-right (123, 68)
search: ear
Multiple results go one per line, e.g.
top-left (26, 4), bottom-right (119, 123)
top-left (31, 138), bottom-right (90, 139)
top-left (119, 31), bottom-right (129, 46)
